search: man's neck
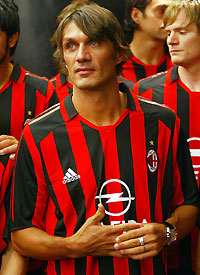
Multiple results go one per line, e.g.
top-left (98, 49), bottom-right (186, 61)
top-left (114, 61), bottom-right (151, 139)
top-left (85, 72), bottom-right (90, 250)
top-left (0, 61), bottom-right (13, 89)
top-left (72, 82), bottom-right (127, 127)
top-left (178, 64), bottom-right (200, 92)
top-left (130, 31), bottom-right (165, 65)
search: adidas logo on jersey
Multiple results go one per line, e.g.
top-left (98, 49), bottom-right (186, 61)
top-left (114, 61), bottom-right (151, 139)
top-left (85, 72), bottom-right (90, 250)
top-left (63, 168), bottom-right (80, 184)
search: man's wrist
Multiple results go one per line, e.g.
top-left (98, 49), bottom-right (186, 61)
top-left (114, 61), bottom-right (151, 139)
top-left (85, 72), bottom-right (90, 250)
top-left (160, 221), bottom-right (177, 246)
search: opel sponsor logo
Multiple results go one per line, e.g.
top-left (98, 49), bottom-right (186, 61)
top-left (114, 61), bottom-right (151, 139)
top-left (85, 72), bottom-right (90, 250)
top-left (95, 179), bottom-right (135, 217)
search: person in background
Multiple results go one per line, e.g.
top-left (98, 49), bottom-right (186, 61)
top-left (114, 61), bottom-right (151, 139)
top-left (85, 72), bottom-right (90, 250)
top-left (10, 2), bottom-right (198, 275)
top-left (0, 0), bottom-right (57, 274)
top-left (133, 0), bottom-right (200, 274)
top-left (122, 0), bottom-right (174, 82)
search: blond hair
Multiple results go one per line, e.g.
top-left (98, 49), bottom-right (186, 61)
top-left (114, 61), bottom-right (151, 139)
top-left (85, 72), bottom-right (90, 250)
top-left (164, 0), bottom-right (200, 31)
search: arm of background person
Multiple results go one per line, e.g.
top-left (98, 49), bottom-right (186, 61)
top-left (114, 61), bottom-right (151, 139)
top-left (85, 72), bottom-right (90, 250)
top-left (0, 241), bottom-right (28, 275)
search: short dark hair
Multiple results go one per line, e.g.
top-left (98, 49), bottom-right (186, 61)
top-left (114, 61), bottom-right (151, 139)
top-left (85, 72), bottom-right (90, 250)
top-left (124, 0), bottom-right (151, 34)
top-left (53, 2), bottom-right (129, 75)
top-left (0, 0), bottom-right (20, 56)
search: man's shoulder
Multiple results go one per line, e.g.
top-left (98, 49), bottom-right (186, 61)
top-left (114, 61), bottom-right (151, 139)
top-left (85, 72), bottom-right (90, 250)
top-left (138, 71), bottom-right (167, 91)
top-left (137, 95), bottom-right (176, 123)
top-left (24, 103), bottom-right (62, 140)
top-left (24, 71), bottom-right (52, 93)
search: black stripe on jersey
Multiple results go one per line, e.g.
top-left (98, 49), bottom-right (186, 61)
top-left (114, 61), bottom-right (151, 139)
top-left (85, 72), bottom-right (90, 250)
top-left (60, 73), bottom-right (67, 86)
top-left (24, 75), bottom-right (48, 96)
top-left (13, 135), bottom-right (38, 226)
top-left (98, 256), bottom-right (114, 275)
top-left (115, 114), bottom-right (137, 222)
top-left (128, 258), bottom-right (141, 275)
top-left (143, 110), bottom-right (159, 222)
top-left (177, 84), bottom-right (189, 138)
top-left (64, 95), bottom-right (78, 120)
top-left (138, 73), bottom-right (166, 102)
top-left (80, 122), bottom-right (108, 219)
top-left (157, 59), bottom-right (167, 73)
top-left (0, 84), bottom-right (12, 135)
top-left (133, 60), bottom-right (146, 82)
top-left (179, 234), bottom-right (192, 272)
top-left (25, 83), bottom-right (36, 120)
top-left (10, 63), bottom-right (21, 82)
top-left (55, 260), bottom-right (61, 275)
top-left (116, 115), bottom-right (142, 274)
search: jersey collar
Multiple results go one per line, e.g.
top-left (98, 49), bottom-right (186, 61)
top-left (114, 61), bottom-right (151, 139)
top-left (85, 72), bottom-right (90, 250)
top-left (62, 82), bottom-right (140, 122)
top-left (166, 65), bottom-right (179, 84)
top-left (10, 63), bottom-right (26, 85)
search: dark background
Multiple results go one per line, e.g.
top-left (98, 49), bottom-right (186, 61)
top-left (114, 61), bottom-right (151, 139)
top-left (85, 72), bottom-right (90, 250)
top-left (13, 0), bottom-right (125, 79)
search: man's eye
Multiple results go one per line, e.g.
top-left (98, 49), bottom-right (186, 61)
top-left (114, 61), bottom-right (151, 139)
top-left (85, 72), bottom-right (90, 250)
top-left (66, 43), bottom-right (75, 49)
top-left (90, 41), bottom-right (98, 47)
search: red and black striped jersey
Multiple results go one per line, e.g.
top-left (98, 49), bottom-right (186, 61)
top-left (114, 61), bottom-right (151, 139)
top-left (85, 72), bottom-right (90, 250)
top-left (0, 155), bottom-right (13, 254)
top-left (121, 53), bottom-right (174, 82)
top-left (50, 73), bottom-right (73, 102)
top-left (0, 63), bottom-right (56, 140)
top-left (11, 83), bottom-right (198, 275)
top-left (0, 63), bottom-right (55, 264)
top-left (133, 65), bottom-right (200, 272)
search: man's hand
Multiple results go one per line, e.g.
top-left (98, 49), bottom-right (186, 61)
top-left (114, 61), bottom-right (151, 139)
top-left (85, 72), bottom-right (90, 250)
top-left (68, 204), bottom-right (143, 258)
top-left (114, 222), bottom-right (167, 260)
top-left (12, 204), bottom-right (143, 260)
top-left (0, 135), bottom-right (19, 160)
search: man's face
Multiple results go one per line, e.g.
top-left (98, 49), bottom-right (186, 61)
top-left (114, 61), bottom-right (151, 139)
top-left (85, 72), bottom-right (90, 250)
top-left (62, 21), bottom-right (123, 91)
top-left (0, 29), bottom-right (9, 65)
top-left (166, 8), bottom-right (200, 67)
top-left (138, 0), bottom-right (171, 40)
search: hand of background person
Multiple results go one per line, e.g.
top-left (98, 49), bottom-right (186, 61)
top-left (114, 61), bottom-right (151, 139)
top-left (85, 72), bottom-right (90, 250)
top-left (114, 222), bottom-right (167, 260)
top-left (0, 135), bottom-right (19, 160)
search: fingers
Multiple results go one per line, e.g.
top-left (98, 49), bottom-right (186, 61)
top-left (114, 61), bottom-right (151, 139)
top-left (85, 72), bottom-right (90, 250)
top-left (114, 223), bottom-right (167, 260)
top-left (0, 135), bottom-right (19, 155)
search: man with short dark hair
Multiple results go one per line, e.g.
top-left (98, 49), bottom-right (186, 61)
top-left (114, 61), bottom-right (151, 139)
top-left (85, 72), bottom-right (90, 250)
top-left (10, 2), bottom-right (198, 275)
top-left (0, 0), bottom-right (56, 273)
top-left (122, 0), bottom-right (173, 82)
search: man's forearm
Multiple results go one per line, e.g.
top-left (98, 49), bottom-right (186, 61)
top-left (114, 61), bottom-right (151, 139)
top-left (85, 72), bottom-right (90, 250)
top-left (166, 205), bottom-right (198, 240)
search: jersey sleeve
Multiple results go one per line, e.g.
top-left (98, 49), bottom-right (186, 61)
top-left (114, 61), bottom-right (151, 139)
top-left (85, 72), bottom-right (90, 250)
top-left (10, 124), bottom-right (49, 232)
top-left (171, 120), bottom-right (198, 210)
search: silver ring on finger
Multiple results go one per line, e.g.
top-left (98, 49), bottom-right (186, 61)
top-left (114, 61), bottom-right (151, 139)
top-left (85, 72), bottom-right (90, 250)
top-left (139, 236), bottom-right (144, 246)
top-left (143, 245), bottom-right (147, 252)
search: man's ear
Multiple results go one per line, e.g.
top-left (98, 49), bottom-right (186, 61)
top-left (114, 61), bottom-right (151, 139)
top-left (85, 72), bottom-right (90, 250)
top-left (8, 32), bottom-right (18, 49)
top-left (116, 49), bottom-right (127, 66)
top-left (130, 7), bottom-right (143, 25)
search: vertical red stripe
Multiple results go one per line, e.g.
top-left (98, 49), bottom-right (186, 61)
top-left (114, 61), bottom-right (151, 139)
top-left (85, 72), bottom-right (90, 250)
top-left (122, 59), bottom-right (137, 82)
top-left (130, 111), bottom-right (154, 275)
top-left (35, 90), bottom-right (46, 115)
top-left (100, 127), bottom-right (129, 275)
top-left (10, 83), bottom-right (25, 140)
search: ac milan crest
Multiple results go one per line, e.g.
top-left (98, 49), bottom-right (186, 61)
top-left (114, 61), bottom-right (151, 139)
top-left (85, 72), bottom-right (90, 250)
top-left (146, 149), bottom-right (159, 173)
